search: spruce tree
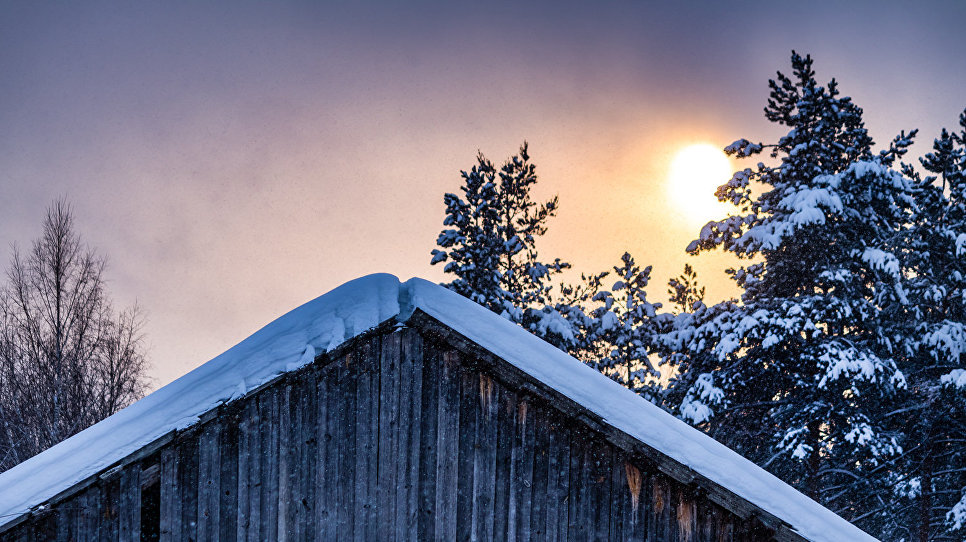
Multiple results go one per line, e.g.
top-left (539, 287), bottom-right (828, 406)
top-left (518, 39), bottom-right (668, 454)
top-left (568, 253), bottom-right (667, 399)
top-left (431, 143), bottom-right (573, 346)
top-left (432, 148), bottom-right (668, 395)
top-left (889, 111), bottom-right (966, 540)
top-left (663, 53), bottom-right (914, 527)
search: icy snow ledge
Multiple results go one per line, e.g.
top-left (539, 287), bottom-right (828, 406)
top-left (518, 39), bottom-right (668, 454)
top-left (0, 274), bottom-right (876, 542)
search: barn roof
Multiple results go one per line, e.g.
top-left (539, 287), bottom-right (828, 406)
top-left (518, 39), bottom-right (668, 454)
top-left (0, 274), bottom-right (876, 541)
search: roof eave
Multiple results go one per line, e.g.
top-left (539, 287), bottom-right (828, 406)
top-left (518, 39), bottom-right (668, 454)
top-left (403, 308), bottom-right (810, 542)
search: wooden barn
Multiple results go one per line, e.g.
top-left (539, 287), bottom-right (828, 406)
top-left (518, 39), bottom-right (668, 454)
top-left (0, 274), bottom-right (876, 542)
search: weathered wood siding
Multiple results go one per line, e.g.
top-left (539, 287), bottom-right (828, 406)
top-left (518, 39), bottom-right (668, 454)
top-left (0, 324), bottom-right (782, 541)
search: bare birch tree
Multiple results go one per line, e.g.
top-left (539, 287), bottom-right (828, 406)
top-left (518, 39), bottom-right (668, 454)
top-left (0, 199), bottom-right (148, 472)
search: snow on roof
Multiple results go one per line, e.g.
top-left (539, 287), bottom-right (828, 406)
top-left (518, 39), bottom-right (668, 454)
top-left (0, 274), bottom-right (876, 542)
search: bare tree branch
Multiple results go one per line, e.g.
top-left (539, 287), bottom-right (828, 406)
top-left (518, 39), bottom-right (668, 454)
top-left (0, 199), bottom-right (149, 472)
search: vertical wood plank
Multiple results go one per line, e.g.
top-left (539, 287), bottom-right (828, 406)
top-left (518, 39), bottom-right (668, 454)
top-left (260, 388), bottom-right (280, 541)
top-left (716, 510), bottom-right (733, 542)
top-left (493, 387), bottom-right (515, 540)
top-left (316, 365), bottom-right (338, 540)
top-left (295, 373), bottom-right (318, 542)
top-left (455, 364), bottom-right (477, 542)
top-left (160, 447), bottom-right (180, 542)
top-left (91, 486), bottom-right (104, 542)
top-left (355, 338), bottom-right (379, 542)
top-left (3, 522), bottom-right (27, 542)
top-left (529, 407), bottom-right (549, 540)
top-left (472, 372), bottom-right (499, 542)
top-left (73, 488), bottom-right (88, 542)
top-left (568, 435), bottom-right (590, 542)
top-left (338, 352), bottom-right (358, 539)
top-left (278, 383), bottom-right (292, 542)
top-left (635, 463), bottom-right (655, 540)
top-left (4, 523), bottom-right (28, 542)
top-left (75, 486), bottom-right (90, 542)
top-left (734, 519), bottom-right (748, 542)
top-left (197, 420), bottom-right (221, 541)
top-left (395, 328), bottom-right (422, 542)
top-left (219, 413), bottom-right (239, 541)
top-left (652, 477), bottom-right (671, 542)
top-left (416, 342), bottom-right (441, 540)
top-left (71, 487), bottom-right (87, 542)
top-left (618, 459), bottom-right (646, 542)
top-left (119, 463), bottom-right (141, 542)
top-left (235, 403), bottom-right (251, 541)
top-left (510, 396), bottom-right (535, 541)
top-left (544, 419), bottom-right (570, 541)
top-left (96, 481), bottom-right (115, 542)
top-left (54, 504), bottom-right (69, 542)
top-left (608, 455), bottom-right (627, 542)
top-left (178, 438), bottom-right (198, 542)
top-left (434, 350), bottom-right (460, 541)
top-left (103, 476), bottom-right (121, 542)
top-left (379, 332), bottom-right (401, 540)
top-left (2, 524), bottom-right (25, 542)
top-left (589, 442), bottom-right (612, 542)
top-left (668, 483), bottom-right (681, 542)
top-left (643, 473), bottom-right (655, 542)
top-left (698, 501), bottom-right (715, 542)
top-left (245, 397), bottom-right (261, 542)
top-left (92, 483), bottom-right (111, 542)
top-left (65, 491), bottom-right (80, 542)
top-left (31, 508), bottom-right (58, 541)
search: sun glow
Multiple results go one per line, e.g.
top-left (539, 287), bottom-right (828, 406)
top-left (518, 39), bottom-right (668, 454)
top-left (667, 144), bottom-right (733, 225)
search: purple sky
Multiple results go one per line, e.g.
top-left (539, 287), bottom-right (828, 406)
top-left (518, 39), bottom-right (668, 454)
top-left (2, 1), bottom-right (965, 387)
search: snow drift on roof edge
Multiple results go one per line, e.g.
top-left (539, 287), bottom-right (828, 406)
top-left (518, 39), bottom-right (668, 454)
top-left (0, 273), bottom-right (877, 542)
top-left (0, 273), bottom-right (402, 526)
top-left (405, 278), bottom-right (878, 542)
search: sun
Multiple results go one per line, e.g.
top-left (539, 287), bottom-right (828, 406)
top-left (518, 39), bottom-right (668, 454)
top-left (667, 143), bottom-right (733, 225)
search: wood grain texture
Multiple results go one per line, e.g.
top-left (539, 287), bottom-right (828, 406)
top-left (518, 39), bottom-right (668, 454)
top-left (434, 350), bottom-right (460, 541)
top-left (197, 420), bottom-right (221, 540)
top-left (416, 341), bottom-right (441, 540)
top-left (118, 463), bottom-right (140, 542)
top-left (0, 326), bottom-right (798, 542)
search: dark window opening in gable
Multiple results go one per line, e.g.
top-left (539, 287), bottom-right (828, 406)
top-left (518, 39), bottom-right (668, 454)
top-left (140, 462), bottom-right (161, 542)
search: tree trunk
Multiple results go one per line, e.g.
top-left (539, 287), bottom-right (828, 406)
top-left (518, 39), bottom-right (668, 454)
top-left (806, 421), bottom-right (821, 500)
top-left (919, 434), bottom-right (933, 542)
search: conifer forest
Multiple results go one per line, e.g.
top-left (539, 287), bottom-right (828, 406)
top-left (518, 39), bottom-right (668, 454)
top-left (431, 53), bottom-right (966, 541)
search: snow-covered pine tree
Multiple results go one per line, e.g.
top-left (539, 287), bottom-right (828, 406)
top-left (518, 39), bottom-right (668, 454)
top-left (889, 111), bottom-right (966, 541)
top-left (431, 148), bottom-right (669, 396)
top-left (565, 253), bottom-right (667, 400)
top-left (431, 143), bottom-right (574, 347)
top-left (662, 52), bottom-right (913, 529)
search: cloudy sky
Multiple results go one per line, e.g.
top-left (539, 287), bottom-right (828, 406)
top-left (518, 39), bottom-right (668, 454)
top-left (2, 1), bottom-right (964, 386)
